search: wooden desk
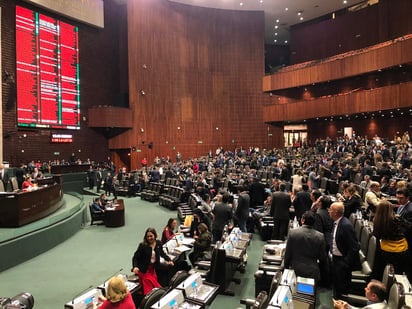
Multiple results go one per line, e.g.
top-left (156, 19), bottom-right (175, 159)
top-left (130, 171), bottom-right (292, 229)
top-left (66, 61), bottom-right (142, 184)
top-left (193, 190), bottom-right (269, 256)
top-left (104, 199), bottom-right (125, 227)
top-left (0, 179), bottom-right (63, 227)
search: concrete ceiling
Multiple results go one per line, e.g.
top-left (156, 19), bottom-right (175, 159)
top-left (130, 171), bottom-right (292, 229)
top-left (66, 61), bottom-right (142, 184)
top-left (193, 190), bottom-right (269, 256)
top-left (167, 0), bottom-right (369, 45)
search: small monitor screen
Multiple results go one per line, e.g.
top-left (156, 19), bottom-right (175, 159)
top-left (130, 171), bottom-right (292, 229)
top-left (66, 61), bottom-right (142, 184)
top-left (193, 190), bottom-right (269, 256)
top-left (297, 283), bottom-right (315, 295)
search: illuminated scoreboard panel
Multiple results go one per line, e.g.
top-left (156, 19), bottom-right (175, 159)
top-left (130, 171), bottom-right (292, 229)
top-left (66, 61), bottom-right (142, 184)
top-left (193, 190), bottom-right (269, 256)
top-left (16, 6), bottom-right (80, 130)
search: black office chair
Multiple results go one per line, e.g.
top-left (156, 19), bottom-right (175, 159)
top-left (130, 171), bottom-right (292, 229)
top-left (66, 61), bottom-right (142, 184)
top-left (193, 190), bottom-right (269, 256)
top-left (168, 270), bottom-right (189, 290)
top-left (138, 287), bottom-right (167, 309)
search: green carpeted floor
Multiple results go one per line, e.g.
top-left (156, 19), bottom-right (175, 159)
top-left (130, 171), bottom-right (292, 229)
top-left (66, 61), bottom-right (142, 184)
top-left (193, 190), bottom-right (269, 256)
top-left (0, 194), bottom-right (333, 308)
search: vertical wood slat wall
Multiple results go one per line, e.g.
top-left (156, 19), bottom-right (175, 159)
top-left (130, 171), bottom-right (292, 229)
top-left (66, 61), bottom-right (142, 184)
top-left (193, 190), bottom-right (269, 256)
top-left (109, 0), bottom-right (281, 168)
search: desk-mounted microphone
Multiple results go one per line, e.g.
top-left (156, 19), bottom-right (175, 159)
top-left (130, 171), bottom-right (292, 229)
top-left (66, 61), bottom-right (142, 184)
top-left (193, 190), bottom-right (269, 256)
top-left (103, 268), bottom-right (124, 287)
top-left (71, 285), bottom-right (93, 304)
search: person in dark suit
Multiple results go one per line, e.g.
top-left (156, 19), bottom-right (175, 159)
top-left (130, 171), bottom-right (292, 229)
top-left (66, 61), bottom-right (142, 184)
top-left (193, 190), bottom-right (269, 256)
top-left (96, 167), bottom-right (103, 193)
top-left (212, 192), bottom-right (233, 243)
top-left (150, 167), bottom-right (160, 182)
top-left (15, 163), bottom-right (26, 190)
top-left (235, 192), bottom-right (250, 232)
top-left (284, 211), bottom-right (328, 282)
top-left (396, 188), bottom-right (412, 255)
top-left (104, 172), bottom-right (113, 196)
top-left (293, 183), bottom-right (312, 221)
top-left (248, 177), bottom-right (266, 208)
top-left (86, 165), bottom-right (95, 189)
top-left (313, 196), bottom-right (333, 253)
top-left (328, 202), bottom-right (360, 298)
top-left (270, 182), bottom-right (291, 240)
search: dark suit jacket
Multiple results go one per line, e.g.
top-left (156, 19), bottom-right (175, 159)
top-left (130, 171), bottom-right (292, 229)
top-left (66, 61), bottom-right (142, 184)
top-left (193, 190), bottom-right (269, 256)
top-left (293, 190), bottom-right (312, 219)
top-left (334, 216), bottom-right (360, 269)
top-left (313, 208), bottom-right (333, 251)
top-left (284, 225), bottom-right (328, 281)
top-left (248, 181), bottom-right (266, 207)
top-left (212, 202), bottom-right (232, 232)
top-left (399, 201), bottom-right (412, 245)
top-left (236, 193), bottom-right (250, 220)
top-left (132, 240), bottom-right (170, 273)
top-left (270, 191), bottom-right (291, 220)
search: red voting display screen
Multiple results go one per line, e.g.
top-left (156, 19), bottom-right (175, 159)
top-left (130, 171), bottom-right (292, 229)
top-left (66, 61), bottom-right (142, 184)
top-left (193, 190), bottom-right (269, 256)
top-left (16, 6), bottom-right (80, 130)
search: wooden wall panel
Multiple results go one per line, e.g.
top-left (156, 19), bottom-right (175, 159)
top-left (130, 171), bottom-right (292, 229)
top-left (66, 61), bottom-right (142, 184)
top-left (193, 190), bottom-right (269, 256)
top-left (263, 35), bottom-right (412, 92)
top-left (263, 82), bottom-right (412, 123)
top-left (88, 107), bottom-right (132, 128)
top-left (289, 0), bottom-right (412, 64)
top-left (109, 0), bottom-right (271, 168)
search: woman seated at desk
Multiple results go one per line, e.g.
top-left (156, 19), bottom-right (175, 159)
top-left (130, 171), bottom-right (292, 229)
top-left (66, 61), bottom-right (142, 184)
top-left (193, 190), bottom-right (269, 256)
top-left (189, 223), bottom-right (212, 266)
top-left (98, 275), bottom-right (136, 309)
top-left (22, 175), bottom-right (34, 190)
top-left (132, 228), bottom-right (174, 294)
top-left (161, 218), bottom-right (176, 244)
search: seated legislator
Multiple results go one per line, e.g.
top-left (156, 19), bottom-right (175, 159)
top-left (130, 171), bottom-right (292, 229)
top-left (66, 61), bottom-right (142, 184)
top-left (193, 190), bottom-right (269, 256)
top-left (132, 228), bottom-right (174, 295)
top-left (22, 175), bottom-right (35, 190)
top-left (189, 223), bottom-right (212, 265)
top-left (284, 211), bottom-right (328, 283)
top-left (161, 218), bottom-right (177, 245)
top-left (92, 197), bottom-right (105, 213)
top-left (98, 275), bottom-right (136, 309)
top-left (333, 279), bottom-right (389, 309)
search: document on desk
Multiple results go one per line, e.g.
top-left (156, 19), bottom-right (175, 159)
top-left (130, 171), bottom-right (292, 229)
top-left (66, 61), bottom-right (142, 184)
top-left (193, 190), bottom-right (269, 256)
top-left (174, 245), bottom-right (191, 253)
top-left (106, 206), bottom-right (116, 210)
top-left (181, 237), bottom-right (195, 246)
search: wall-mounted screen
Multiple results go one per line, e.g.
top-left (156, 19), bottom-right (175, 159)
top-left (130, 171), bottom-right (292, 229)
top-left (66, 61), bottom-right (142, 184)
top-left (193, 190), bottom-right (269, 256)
top-left (16, 6), bottom-right (80, 130)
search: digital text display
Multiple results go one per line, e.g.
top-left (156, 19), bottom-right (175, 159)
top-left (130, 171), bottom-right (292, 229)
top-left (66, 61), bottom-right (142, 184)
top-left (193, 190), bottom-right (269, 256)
top-left (16, 6), bottom-right (80, 130)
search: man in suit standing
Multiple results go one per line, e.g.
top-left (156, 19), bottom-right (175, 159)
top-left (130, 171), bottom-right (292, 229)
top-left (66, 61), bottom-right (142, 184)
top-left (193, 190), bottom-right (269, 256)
top-left (396, 188), bottom-right (412, 261)
top-left (96, 167), bottom-right (103, 193)
top-left (212, 192), bottom-right (233, 243)
top-left (284, 211), bottom-right (328, 283)
top-left (15, 163), bottom-right (26, 189)
top-left (329, 202), bottom-right (360, 298)
top-left (293, 183), bottom-right (312, 221)
top-left (86, 165), bottom-right (95, 189)
top-left (270, 182), bottom-right (291, 240)
top-left (235, 192), bottom-right (250, 233)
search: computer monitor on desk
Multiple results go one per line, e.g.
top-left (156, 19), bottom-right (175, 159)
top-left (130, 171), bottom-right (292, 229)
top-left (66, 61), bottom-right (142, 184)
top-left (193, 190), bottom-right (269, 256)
top-left (151, 289), bottom-right (202, 309)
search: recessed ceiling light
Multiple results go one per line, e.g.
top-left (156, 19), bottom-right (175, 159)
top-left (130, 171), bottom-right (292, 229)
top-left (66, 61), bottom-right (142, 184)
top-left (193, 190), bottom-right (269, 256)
top-left (240, 2), bottom-right (243, 6)
top-left (260, 0), bottom-right (263, 3)
top-left (284, 40), bottom-right (288, 43)
top-left (343, 0), bottom-right (348, 4)
top-left (298, 11), bottom-right (302, 16)
top-left (285, 8), bottom-right (288, 11)
top-left (300, 17), bottom-right (304, 20)
top-left (276, 19), bottom-right (280, 23)
top-left (275, 33), bottom-right (278, 36)
top-left (274, 25), bottom-right (278, 29)
top-left (274, 39), bottom-right (277, 43)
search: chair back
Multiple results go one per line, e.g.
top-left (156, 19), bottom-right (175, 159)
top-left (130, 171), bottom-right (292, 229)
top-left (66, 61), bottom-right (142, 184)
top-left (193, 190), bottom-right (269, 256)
top-left (207, 247), bottom-right (227, 292)
top-left (349, 213), bottom-right (357, 226)
top-left (366, 235), bottom-right (377, 270)
top-left (168, 271), bottom-right (189, 290)
top-left (253, 291), bottom-right (269, 309)
top-left (139, 287), bottom-right (167, 309)
top-left (0, 181), bottom-right (4, 192)
top-left (382, 264), bottom-right (395, 296)
top-left (268, 271), bottom-right (282, 299)
top-left (11, 177), bottom-right (19, 191)
top-left (354, 219), bottom-right (363, 241)
top-left (388, 282), bottom-right (405, 309)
